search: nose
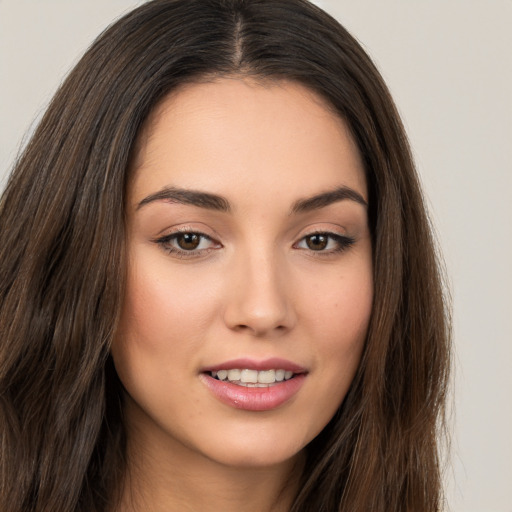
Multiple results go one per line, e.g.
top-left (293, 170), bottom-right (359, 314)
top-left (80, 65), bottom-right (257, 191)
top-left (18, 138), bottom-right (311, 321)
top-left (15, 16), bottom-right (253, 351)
top-left (222, 250), bottom-right (296, 337)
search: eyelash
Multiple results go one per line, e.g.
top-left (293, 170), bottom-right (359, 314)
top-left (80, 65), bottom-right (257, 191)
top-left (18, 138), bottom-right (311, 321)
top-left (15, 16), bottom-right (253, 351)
top-left (154, 230), bottom-right (355, 259)
top-left (154, 231), bottom-right (220, 259)
top-left (293, 231), bottom-right (355, 255)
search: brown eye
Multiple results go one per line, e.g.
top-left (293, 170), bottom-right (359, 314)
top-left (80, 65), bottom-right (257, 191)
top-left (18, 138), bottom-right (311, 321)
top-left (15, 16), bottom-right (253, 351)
top-left (176, 233), bottom-right (201, 250)
top-left (305, 234), bottom-right (328, 251)
top-left (155, 231), bottom-right (220, 257)
top-left (295, 232), bottom-right (355, 254)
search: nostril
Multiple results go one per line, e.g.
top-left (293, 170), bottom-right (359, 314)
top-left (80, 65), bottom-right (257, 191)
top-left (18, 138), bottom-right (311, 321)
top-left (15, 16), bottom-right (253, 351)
top-left (232, 323), bottom-right (288, 337)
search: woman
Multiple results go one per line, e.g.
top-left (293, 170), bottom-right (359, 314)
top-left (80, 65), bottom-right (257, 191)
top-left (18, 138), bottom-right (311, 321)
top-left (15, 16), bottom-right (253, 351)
top-left (0, 0), bottom-right (450, 511)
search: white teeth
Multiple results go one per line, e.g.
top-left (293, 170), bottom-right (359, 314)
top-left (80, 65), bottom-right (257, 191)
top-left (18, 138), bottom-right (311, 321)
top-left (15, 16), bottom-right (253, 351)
top-left (217, 369), bottom-right (228, 381)
top-left (257, 370), bottom-right (275, 384)
top-left (209, 368), bottom-right (296, 385)
top-left (240, 369), bottom-right (258, 383)
top-left (227, 369), bottom-right (241, 381)
top-left (275, 369), bottom-right (285, 382)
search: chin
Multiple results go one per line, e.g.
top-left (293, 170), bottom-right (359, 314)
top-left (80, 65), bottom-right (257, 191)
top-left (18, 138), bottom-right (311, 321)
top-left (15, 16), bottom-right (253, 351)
top-left (180, 418), bottom-right (315, 470)
top-left (204, 442), bottom-right (306, 471)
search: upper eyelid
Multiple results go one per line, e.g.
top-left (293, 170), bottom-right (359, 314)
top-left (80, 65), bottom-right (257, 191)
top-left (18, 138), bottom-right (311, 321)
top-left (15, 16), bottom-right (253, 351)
top-left (155, 224), bottom-right (218, 239)
top-left (294, 227), bottom-right (350, 242)
top-left (300, 228), bottom-right (345, 236)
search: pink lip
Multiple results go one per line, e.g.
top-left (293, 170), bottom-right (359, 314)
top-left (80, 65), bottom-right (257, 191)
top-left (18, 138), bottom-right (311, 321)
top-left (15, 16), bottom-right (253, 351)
top-left (201, 357), bottom-right (306, 373)
top-left (200, 373), bottom-right (306, 411)
top-left (200, 358), bottom-right (307, 412)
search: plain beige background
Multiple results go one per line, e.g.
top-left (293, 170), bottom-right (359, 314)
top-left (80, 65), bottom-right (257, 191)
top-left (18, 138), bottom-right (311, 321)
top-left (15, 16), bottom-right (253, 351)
top-left (1, 1), bottom-right (511, 511)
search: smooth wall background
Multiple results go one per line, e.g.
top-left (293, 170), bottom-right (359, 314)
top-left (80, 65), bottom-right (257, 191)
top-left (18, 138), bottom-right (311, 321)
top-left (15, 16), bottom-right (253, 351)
top-left (1, 1), bottom-right (511, 511)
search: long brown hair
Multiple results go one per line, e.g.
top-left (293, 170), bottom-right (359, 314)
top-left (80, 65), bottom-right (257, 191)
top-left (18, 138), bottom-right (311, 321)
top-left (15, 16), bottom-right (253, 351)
top-left (0, 1), bottom-right (451, 510)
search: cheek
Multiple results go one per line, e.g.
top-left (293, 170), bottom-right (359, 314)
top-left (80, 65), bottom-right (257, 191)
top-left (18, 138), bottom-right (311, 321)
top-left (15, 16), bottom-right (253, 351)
top-left (302, 261), bottom-right (373, 344)
top-left (111, 259), bottom-right (220, 413)
top-left (284, 260), bottom-right (372, 443)
top-left (116, 260), bottom-right (220, 353)
top-left (300, 258), bottom-right (373, 391)
top-left (327, 282), bottom-right (372, 350)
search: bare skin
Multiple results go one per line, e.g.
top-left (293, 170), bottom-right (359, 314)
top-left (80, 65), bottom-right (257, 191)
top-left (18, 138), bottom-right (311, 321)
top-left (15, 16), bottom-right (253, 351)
top-left (113, 77), bottom-right (373, 511)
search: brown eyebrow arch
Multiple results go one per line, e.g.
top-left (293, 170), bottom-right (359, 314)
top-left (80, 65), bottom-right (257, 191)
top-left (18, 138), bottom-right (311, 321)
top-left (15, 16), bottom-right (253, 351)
top-left (137, 186), bottom-right (231, 212)
top-left (290, 186), bottom-right (368, 214)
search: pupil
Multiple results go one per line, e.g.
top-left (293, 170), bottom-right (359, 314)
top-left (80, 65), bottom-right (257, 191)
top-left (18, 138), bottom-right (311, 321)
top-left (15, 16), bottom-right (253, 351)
top-left (307, 234), bottom-right (328, 250)
top-left (177, 233), bottom-right (200, 250)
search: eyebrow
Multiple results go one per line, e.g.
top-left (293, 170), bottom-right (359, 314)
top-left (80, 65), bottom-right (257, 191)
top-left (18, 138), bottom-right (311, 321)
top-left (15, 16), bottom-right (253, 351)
top-left (137, 187), bottom-right (231, 212)
top-left (290, 186), bottom-right (367, 214)
top-left (136, 185), bottom-right (367, 213)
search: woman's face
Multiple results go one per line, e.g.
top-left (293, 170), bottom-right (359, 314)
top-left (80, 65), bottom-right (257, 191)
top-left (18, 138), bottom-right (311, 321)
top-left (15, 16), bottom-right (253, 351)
top-left (113, 78), bottom-right (373, 470)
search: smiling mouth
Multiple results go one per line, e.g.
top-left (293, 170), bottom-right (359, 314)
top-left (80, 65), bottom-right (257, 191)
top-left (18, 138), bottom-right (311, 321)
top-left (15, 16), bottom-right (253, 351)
top-left (208, 369), bottom-right (296, 387)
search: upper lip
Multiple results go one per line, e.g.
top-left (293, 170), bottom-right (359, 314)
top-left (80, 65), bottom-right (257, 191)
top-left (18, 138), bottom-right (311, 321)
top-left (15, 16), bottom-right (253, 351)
top-left (201, 357), bottom-right (306, 373)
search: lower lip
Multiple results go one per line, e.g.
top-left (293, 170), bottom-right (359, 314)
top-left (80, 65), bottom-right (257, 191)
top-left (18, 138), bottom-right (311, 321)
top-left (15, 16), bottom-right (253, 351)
top-left (200, 374), bottom-right (306, 411)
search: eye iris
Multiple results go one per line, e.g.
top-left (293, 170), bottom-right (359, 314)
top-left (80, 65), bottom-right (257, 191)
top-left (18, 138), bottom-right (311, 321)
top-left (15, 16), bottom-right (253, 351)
top-left (306, 234), bottom-right (328, 250)
top-left (177, 233), bottom-right (201, 250)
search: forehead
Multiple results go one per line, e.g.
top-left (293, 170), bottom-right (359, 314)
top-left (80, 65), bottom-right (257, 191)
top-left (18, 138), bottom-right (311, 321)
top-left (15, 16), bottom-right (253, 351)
top-left (129, 77), bottom-right (367, 206)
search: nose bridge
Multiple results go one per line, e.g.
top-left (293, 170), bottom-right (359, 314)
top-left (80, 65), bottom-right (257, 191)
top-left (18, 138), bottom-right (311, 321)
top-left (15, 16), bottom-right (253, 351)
top-left (223, 242), bottom-right (294, 336)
